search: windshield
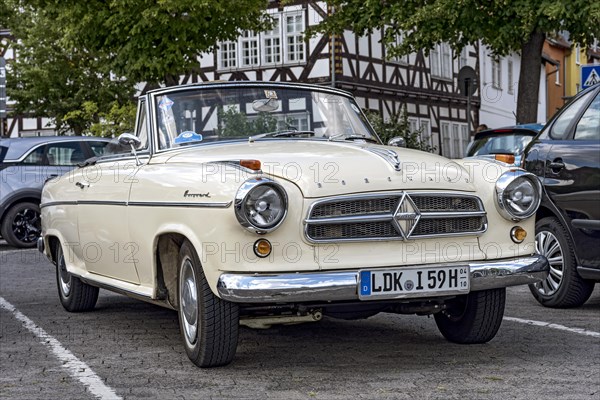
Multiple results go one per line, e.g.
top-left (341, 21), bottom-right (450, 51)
top-left (153, 85), bottom-right (378, 150)
top-left (467, 133), bottom-right (534, 156)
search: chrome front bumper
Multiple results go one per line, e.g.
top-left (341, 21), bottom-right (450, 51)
top-left (217, 255), bottom-right (548, 303)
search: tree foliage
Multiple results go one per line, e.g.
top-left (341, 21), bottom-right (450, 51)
top-left (4, 1), bottom-right (134, 135)
top-left (2, 0), bottom-right (271, 135)
top-left (317, 0), bottom-right (600, 123)
top-left (366, 108), bottom-right (436, 153)
top-left (37, 0), bottom-right (272, 85)
top-left (217, 108), bottom-right (278, 137)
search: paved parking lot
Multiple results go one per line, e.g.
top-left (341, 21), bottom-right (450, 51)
top-left (1, 243), bottom-right (599, 399)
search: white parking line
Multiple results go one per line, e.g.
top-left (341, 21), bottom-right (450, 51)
top-left (504, 316), bottom-right (600, 338)
top-left (0, 296), bottom-right (122, 400)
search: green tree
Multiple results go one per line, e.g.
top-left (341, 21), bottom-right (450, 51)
top-left (3, 2), bottom-right (134, 135)
top-left (39, 0), bottom-right (272, 85)
top-left (366, 108), bottom-right (436, 153)
top-left (3, 0), bottom-right (271, 136)
top-left (316, 1), bottom-right (600, 124)
top-left (217, 108), bottom-right (278, 137)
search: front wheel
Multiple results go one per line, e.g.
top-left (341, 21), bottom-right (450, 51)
top-left (178, 240), bottom-right (239, 368)
top-left (528, 217), bottom-right (595, 308)
top-left (434, 288), bottom-right (505, 344)
top-left (56, 243), bottom-right (99, 312)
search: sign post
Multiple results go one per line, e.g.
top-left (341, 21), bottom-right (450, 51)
top-left (581, 64), bottom-right (600, 90)
top-left (0, 57), bottom-right (6, 138)
top-left (458, 66), bottom-right (478, 136)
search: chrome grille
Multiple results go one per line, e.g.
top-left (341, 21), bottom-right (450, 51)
top-left (305, 192), bottom-right (487, 243)
top-left (307, 222), bottom-right (398, 240)
top-left (310, 197), bottom-right (399, 219)
top-left (412, 217), bottom-right (485, 236)
top-left (411, 196), bottom-right (479, 212)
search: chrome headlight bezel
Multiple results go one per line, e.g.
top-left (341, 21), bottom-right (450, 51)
top-left (234, 178), bottom-right (288, 233)
top-left (495, 170), bottom-right (542, 221)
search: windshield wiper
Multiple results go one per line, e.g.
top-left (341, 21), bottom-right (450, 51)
top-left (248, 130), bottom-right (315, 142)
top-left (328, 133), bottom-right (379, 143)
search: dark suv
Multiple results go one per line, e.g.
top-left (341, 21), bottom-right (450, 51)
top-left (0, 136), bottom-right (111, 248)
top-left (523, 83), bottom-right (600, 308)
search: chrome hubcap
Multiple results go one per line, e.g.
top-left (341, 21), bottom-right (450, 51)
top-left (180, 259), bottom-right (198, 346)
top-left (534, 230), bottom-right (563, 295)
top-left (58, 249), bottom-right (71, 296)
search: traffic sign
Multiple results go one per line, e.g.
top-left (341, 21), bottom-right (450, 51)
top-left (581, 64), bottom-right (600, 90)
top-left (0, 57), bottom-right (6, 119)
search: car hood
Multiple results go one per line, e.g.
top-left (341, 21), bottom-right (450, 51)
top-left (158, 140), bottom-right (477, 197)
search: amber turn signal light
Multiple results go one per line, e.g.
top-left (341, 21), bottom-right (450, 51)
top-left (494, 154), bottom-right (515, 164)
top-left (510, 226), bottom-right (527, 243)
top-left (254, 239), bottom-right (272, 258)
top-left (240, 159), bottom-right (261, 171)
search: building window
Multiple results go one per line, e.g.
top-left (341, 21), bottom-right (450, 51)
top-left (285, 12), bottom-right (305, 63)
top-left (408, 118), bottom-right (419, 134)
top-left (555, 65), bottom-right (560, 85)
top-left (430, 46), bottom-right (440, 77)
top-left (219, 41), bottom-right (237, 69)
top-left (240, 31), bottom-right (259, 67)
top-left (492, 57), bottom-right (502, 90)
top-left (441, 43), bottom-right (452, 79)
top-left (430, 43), bottom-right (452, 79)
top-left (441, 122), bottom-right (451, 157)
top-left (390, 30), bottom-right (409, 64)
top-left (420, 119), bottom-right (432, 147)
top-left (458, 47), bottom-right (468, 70)
top-left (507, 59), bottom-right (514, 94)
top-left (263, 16), bottom-right (281, 65)
top-left (217, 10), bottom-right (306, 71)
top-left (575, 44), bottom-right (581, 65)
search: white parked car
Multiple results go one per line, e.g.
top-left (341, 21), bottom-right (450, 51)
top-left (39, 82), bottom-right (548, 367)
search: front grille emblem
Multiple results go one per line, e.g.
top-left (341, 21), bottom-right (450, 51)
top-left (366, 147), bottom-right (401, 171)
top-left (393, 193), bottom-right (421, 239)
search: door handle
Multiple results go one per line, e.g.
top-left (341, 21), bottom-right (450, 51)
top-left (548, 158), bottom-right (565, 172)
top-left (75, 181), bottom-right (90, 189)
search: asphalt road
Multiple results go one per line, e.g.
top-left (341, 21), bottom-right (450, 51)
top-left (1, 242), bottom-right (599, 400)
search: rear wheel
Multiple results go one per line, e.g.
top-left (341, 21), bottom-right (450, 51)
top-left (1, 202), bottom-right (41, 248)
top-left (529, 217), bottom-right (595, 308)
top-left (56, 243), bottom-right (99, 312)
top-left (178, 240), bottom-right (239, 368)
top-left (435, 288), bottom-right (505, 344)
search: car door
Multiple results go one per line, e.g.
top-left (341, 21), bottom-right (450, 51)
top-left (75, 102), bottom-right (150, 284)
top-left (543, 87), bottom-right (600, 267)
top-left (75, 156), bottom-right (142, 284)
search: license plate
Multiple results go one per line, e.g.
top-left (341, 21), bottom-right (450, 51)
top-left (358, 266), bottom-right (470, 300)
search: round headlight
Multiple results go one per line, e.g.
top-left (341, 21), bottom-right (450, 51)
top-left (235, 178), bottom-right (288, 233)
top-left (495, 170), bottom-right (541, 221)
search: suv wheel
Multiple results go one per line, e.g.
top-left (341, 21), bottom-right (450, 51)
top-left (1, 202), bottom-right (41, 248)
top-left (529, 217), bottom-right (595, 308)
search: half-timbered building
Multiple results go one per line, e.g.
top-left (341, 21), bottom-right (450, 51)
top-left (167, 1), bottom-right (481, 158)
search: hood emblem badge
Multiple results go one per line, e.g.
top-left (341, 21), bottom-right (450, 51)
top-left (366, 147), bottom-right (401, 171)
top-left (392, 193), bottom-right (421, 239)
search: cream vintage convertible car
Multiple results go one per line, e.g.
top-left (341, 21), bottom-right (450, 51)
top-left (39, 82), bottom-right (548, 367)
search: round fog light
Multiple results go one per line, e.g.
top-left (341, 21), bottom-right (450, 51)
top-left (510, 226), bottom-right (527, 243)
top-left (254, 239), bottom-right (272, 258)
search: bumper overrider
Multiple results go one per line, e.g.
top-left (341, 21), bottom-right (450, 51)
top-left (217, 255), bottom-right (549, 303)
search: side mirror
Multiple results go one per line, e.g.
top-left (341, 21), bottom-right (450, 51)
top-left (118, 133), bottom-right (142, 165)
top-left (388, 137), bottom-right (406, 148)
top-left (118, 132), bottom-right (142, 148)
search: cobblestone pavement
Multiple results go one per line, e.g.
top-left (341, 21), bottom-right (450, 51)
top-left (1, 243), bottom-right (599, 400)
